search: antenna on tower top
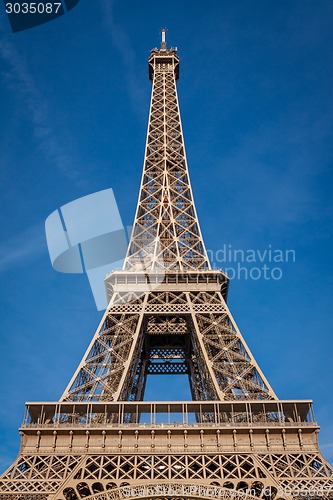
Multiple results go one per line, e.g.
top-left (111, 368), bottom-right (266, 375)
top-left (161, 28), bottom-right (167, 50)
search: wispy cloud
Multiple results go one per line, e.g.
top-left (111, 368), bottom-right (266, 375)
top-left (98, 0), bottom-right (146, 116)
top-left (216, 110), bottom-right (330, 231)
top-left (0, 224), bottom-right (45, 273)
top-left (0, 39), bottom-right (83, 185)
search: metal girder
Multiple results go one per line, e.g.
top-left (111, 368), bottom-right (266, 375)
top-left (60, 285), bottom-right (276, 402)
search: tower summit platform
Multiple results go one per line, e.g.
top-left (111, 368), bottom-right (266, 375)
top-left (149, 29), bottom-right (179, 81)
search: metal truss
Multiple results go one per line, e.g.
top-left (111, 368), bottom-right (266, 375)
top-left (60, 279), bottom-right (276, 403)
top-left (123, 41), bottom-right (210, 272)
top-left (1, 31), bottom-right (333, 500)
top-left (2, 452), bottom-right (333, 496)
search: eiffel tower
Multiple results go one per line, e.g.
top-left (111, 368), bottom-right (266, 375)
top-left (1, 30), bottom-right (333, 500)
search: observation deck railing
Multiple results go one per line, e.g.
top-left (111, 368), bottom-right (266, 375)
top-left (21, 400), bottom-right (316, 428)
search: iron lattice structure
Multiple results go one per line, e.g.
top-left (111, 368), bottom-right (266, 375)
top-left (1, 31), bottom-right (333, 500)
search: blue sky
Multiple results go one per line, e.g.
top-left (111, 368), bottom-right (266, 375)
top-left (0, 0), bottom-right (333, 473)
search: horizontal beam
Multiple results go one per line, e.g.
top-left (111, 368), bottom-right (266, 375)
top-left (147, 362), bottom-right (188, 375)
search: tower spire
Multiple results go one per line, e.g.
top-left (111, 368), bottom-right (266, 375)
top-left (161, 27), bottom-right (167, 50)
top-left (124, 31), bottom-right (207, 271)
